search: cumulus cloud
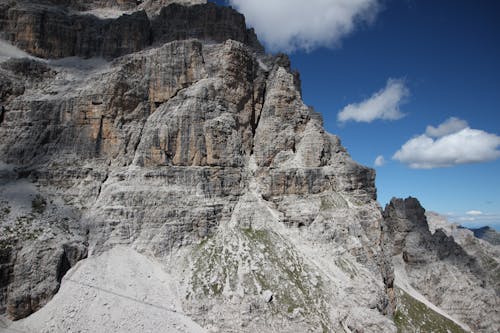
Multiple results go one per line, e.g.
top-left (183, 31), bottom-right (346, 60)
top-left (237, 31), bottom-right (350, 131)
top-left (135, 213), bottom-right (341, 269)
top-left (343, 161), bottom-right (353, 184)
top-left (337, 79), bottom-right (409, 123)
top-left (228, 0), bottom-right (380, 52)
top-left (393, 118), bottom-right (500, 169)
top-left (425, 117), bottom-right (468, 137)
top-left (466, 210), bottom-right (483, 216)
top-left (374, 155), bottom-right (385, 167)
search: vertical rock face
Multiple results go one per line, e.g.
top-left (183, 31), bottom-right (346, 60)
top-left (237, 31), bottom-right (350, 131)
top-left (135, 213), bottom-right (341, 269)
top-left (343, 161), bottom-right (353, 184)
top-left (0, 1), bottom-right (496, 332)
top-left (383, 198), bottom-right (500, 333)
top-left (0, 1), bottom-right (394, 327)
top-left (0, 0), bottom-right (261, 60)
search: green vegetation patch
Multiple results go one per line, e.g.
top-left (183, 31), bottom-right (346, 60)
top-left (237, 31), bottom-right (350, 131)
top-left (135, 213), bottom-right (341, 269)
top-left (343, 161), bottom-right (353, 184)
top-left (334, 257), bottom-right (358, 279)
top-left (394, 287), bottom-right (468, 333)
top-left (0, 214), bottom-right (43, 249)
top-left (190, 227), bottom-right (333, 331)
top-left (31, 194), bottom-right (47, 214)
top-left (0, 200), bottom-right (11, 221)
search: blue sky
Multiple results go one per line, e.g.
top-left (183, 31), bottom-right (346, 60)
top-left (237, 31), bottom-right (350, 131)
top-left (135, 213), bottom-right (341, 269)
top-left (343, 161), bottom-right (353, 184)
top-left (212, 0), bottom-right (500, 229)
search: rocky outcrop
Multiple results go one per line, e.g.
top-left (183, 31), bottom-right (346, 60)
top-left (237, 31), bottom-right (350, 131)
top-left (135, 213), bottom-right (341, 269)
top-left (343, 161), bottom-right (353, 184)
top-left (384, 198), bottom-right (500, 333)
top-left (0, 0), bottom-right (262, 60)
top-left (1, 0), bottom-right (206, 12)
top-left (151, 3), bottom-right (262, 52)
top-left (0, 1), bottom-right (496, 332)
top-left (1, 2), bottom-right (151, 59)
top-left (0, 174), bottom-right (88, 320)
top-left (0, 6), bottom-right (393, 329)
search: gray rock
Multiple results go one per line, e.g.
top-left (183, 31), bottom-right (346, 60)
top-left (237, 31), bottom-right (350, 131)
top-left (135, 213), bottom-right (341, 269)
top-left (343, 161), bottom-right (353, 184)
top-left (384, 198), bottom-right (499, 333)
top-left (467, 226), bottom-right (500, 246)
top-left (0, 1), bottom-right (495, 332)
top-left (261, 290), bottom-right (273, 303)
top-left (0, 33), bottom-right (394, 330)
top-left (0, 0), bottom-right (261, 60)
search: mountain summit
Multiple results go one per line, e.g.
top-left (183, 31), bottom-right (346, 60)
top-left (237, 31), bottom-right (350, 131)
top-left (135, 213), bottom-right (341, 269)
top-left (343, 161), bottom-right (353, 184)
top-left (0, 1), bottom-right (498, 332)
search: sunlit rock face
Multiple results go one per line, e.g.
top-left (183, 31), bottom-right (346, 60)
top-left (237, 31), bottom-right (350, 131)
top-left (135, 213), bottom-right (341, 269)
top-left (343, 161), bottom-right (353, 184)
top-left (0, 0), bottom-right (261, 59)
top-left (0, 1), bottom-right (496, 333)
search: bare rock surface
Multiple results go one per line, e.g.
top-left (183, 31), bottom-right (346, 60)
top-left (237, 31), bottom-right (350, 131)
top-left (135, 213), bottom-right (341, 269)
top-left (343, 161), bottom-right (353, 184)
top-left (5, 246), bottom-right (207, 333)
top-left (0, 0), bottom-right (261, 60)
top-left (0, 1), bottom-right (497, 332)
top-left (0, 11), bottom-right (395, 326)
top-left (0, 16), bottom-right (394, 331)
top-left (384, 198), bottom-right (500, 333)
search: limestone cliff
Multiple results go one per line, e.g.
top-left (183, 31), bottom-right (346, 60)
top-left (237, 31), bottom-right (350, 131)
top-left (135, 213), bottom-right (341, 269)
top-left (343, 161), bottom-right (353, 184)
top-left (0, 0), bottom-right (262, 59)
top-left (0, 1), bottom-right (497, 333)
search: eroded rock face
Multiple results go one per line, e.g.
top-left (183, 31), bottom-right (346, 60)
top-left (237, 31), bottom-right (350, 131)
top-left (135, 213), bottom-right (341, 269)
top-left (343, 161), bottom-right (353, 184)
top-left (0, 24), bottom-right (394, 332)
top-left (0, 0), bottom-right (261, 60)
top-left (1, 1), bottom-right (495, 332)
top-left (384, 198), bottom-right (500, 333)
top-left (0, 176), bottom-right (88, 320)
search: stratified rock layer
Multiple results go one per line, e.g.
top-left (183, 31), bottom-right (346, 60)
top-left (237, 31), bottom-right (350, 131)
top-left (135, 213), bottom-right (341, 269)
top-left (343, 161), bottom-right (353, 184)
top-left (0, 0), bottom-right (262, 59)
top-left (0, 1), bottom-right (395, 329)
top-left (0, 1), bottom-right (497, 332)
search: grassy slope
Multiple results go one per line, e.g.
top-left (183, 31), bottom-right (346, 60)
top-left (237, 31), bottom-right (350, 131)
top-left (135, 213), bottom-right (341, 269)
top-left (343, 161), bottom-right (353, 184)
top-left (394, 287), bottom-right (468, 333)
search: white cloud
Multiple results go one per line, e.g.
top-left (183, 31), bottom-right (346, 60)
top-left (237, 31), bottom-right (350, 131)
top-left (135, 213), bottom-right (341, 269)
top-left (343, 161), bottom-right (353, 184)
top-left (393, 118), bottom-right (500, 169)
top-left (466, 210), bottom-right (483, 216)
top-left (425, 117), bottom-right (468, 137)
top-left (448, 211), bottom-right (500, 230)
top-left (458, 216), bottom-right (476, 222)
top-left (374, 155), bottom-right (385, 167)
top-left (337, 79), bottom-right (409, 123)
top-left (228, 0), bottom-right (380, 52)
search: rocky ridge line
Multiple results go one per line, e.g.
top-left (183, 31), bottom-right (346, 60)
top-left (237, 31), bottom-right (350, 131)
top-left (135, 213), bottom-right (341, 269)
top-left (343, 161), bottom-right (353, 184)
top-left (383, 197), bottom-right (499, 332)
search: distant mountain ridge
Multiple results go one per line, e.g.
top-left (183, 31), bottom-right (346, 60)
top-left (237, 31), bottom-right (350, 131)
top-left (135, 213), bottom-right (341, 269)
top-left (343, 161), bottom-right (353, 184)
top-left (465, 226), bottom-right (500, 246)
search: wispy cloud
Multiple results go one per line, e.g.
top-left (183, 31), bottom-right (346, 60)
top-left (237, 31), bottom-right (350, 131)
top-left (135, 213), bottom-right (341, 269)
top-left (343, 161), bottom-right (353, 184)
top-left (374, 155), bottom-right (385, 167)
top-left (435, 211), bottom-right (500, 231)
top-left (337, 79), bottom-right (409, 123)
top-left (393, 117), bottom-right (500, 169)
top-left (228, 0), bottom-right (380, 52)
top-left (447, 211), bottom-right (500, 230)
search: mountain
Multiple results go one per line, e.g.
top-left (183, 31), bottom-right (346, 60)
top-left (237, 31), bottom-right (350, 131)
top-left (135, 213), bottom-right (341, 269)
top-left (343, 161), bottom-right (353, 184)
top-left (385, 200), bottom-right (499, 332)
top-left (466, 226), bottom-right (500, 246)
top-left (0, 1), bottom-right (498, 332)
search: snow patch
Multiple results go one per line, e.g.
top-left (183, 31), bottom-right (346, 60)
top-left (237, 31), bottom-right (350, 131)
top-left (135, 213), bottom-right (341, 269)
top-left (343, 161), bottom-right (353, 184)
top-left (77, 8), bottom-right (130, 19)
top-left (0, 39), bottom-right (36, 62)
top-left (257, 58), bottom-right (269, 72)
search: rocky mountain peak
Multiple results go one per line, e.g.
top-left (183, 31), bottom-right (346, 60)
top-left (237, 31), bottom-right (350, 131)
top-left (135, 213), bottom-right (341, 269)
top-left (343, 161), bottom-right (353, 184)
top-left (383, 197), bottom-right (499, 332)
top-left (0, 1), bottom-right (498, 333)
top-left (467, 226), bottom-right (500, 246)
